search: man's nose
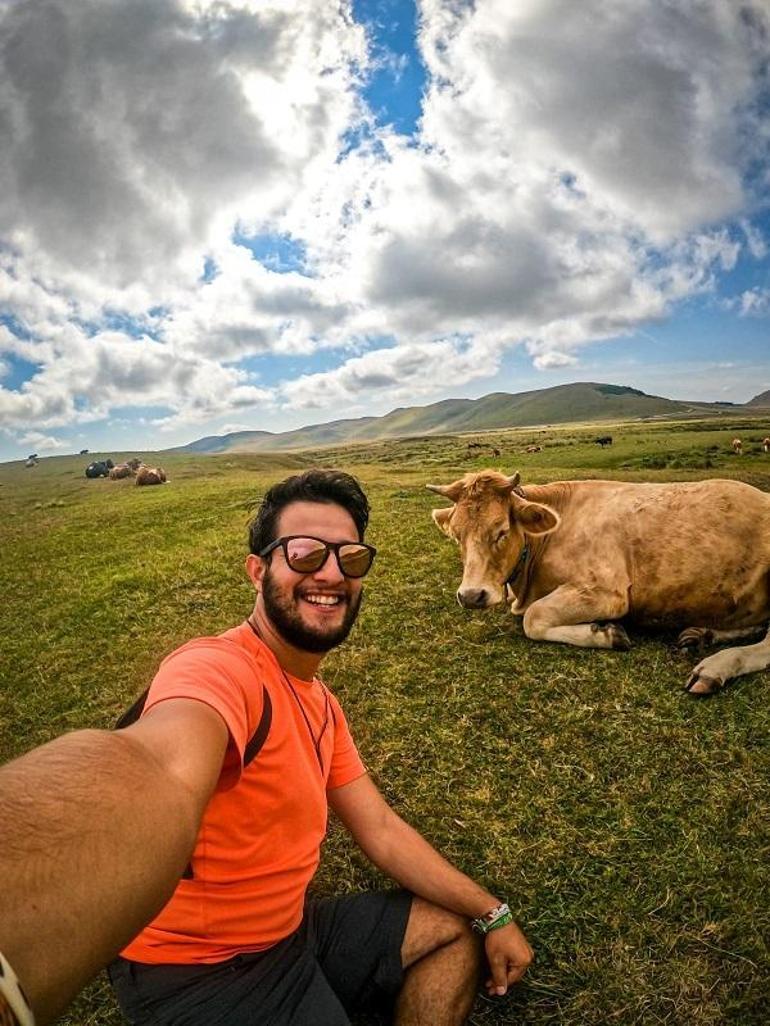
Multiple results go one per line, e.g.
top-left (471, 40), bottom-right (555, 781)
top-left (312, 552), bottom-right (345, 584)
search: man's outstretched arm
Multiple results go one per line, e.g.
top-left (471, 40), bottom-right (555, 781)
top-left (329, 772), bottom-right (533, 996)
top-left (0, 700), bottom-right (228, 1025)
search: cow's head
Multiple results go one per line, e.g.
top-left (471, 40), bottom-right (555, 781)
top-left (427, 470), bottom-right (559, 608)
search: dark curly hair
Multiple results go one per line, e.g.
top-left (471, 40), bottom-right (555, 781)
top-left (248, 469), bottom-right (370, 554)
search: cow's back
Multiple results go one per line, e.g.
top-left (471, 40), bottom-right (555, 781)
top-left (526, 479), bottom-right (770, 629)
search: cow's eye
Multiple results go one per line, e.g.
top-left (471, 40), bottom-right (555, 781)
top-left (495, 529), bottom-right (508, 544)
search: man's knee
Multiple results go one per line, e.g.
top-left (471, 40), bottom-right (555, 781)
top-left (400, 898), bottom-right (479, 969)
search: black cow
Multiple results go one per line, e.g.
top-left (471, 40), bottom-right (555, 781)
top-left (85, 459), bottom-right (115, 478)
top-left (594, 435), bottom-right (613, 447)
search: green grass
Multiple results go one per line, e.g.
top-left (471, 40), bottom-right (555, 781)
top-left (2, 417), bottom-right (770, 1025)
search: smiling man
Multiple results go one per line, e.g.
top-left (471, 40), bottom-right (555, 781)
top-left (109, 469), bottom-right (532, 1025)
top-left (0, 469), bottom-right (532, 1026)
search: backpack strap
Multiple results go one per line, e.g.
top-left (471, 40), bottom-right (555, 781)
top-left (115, 681), bottom-right (272, 882)
top-left (114, 684), bottom-right (272, 769)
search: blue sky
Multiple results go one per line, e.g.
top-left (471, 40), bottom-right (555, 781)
top-left (0, 0), bottom-right (768, 460)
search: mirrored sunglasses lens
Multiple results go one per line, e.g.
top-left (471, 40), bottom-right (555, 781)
top-left (286, 538), bottom-right (327, 573)
top-left (338, 544), bottom-right (373, 577)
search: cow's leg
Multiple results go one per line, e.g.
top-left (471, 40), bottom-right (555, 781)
top-left (677, 623), bottom-right (768, 653)
top-left (685, 625), bottom-right (770, 695)
top-left (521, 586), bottom-right (631, 650)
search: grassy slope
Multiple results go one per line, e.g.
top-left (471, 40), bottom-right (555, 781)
top-left (2, 416), bottom-right (770, 1025)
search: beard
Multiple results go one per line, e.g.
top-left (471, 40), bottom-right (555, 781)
top-left (261, 568), bottom-right (363, 653)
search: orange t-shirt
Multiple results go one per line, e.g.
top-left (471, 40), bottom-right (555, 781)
top-left (122, 621), bottom-right (366, 964)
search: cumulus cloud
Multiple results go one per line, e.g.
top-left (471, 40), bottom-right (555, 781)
top-left (0, 0), bottom-right (365, 291)
top-left (0, 0), bottom-right (768, 446)
top-left (17, 430), bottom-right (67, 452)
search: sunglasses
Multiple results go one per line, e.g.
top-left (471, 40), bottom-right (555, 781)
top-left (260, 535), bottom-right (377, 578)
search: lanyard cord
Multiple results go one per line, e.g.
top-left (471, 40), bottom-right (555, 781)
top-left (246, 617), bottom-right (330, 775)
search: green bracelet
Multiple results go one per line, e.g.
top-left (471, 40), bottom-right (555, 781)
top-left (471, 902), bottom-right (513, 934)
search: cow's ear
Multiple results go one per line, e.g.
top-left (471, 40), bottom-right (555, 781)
top-left (431, 506), bottom-right (456, 540)
top-left (514, 499), bottom-right (559, 535)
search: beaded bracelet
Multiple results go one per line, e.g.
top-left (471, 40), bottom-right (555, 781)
top-left (0, 950), bottom-right (35, 1026)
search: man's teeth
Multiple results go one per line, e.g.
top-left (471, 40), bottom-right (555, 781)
top-left (304, 594), bottom-right (342, 606)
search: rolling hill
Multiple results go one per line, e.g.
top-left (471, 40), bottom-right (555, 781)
top-left (175, 381), bottom-right (744, 454)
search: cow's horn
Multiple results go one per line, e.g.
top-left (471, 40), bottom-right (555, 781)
top-left (426, 481), bottom-right (464, 501)
top-left (504, 472), bottom-right (521, 490)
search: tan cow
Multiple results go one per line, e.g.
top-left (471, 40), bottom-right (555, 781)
top-left (136, 466), bottom-right (167, 486)
top-left (732, 438), bottom-right (743, 454)
top-left (428, 470), bottom-right (770, 695)
top-left (109, 464), bottom-right (133, 480)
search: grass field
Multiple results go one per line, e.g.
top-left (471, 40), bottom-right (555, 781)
top-left (2, 415), bottom-right (770, 1025)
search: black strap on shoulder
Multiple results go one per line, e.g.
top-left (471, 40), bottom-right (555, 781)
top-left (244, 687), bottom-right (272, 766)
top-left (114, 684), bottom-right (272, 768)
top-left (114, 688), bottom-right (150, 730)
top-left (114, 679), bottom-right (272, 882)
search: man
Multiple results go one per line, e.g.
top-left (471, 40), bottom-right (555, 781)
top-left (0, 470), bottom-right (532, 1026)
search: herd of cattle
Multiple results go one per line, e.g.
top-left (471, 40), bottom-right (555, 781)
top-left (84, 458), bottom-right (168, 486)
top-left (429, 469), bottom-right (770, 696)
top-left (478, 435), bottom-right (770, 457)
top-left (733, 437), bottom-right (770, 454)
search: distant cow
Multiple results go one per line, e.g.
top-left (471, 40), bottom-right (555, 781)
top-left (763, 438), bottom-right (770, 454)
top-left (136, 466), bottom-right (167, 486)
top-left (594, 435), bottom-right (613, 446)
top-left (79, 449), bottom-right (89, 455)
top-left (428, 469), bottom-right (770, 696)
top-left (109, 464), bottom-right (133, 480)
top-left (85, 460), bottom-right (113, 478)
top-left (524, 445), bottom-right (541, 454)
top-left (24, 457), bottom-right (37, 468)
top-left (732, 438), bottom-right (743, 454)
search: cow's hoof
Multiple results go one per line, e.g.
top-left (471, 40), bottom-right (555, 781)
top-left (607, 624), bottom-right (632, 650)
top-left (684, 670), bottom-right (723, 696)
top-left (591, 622), bottom-right (631, 650)
top-left (677, 627), bottom-right (714, 653)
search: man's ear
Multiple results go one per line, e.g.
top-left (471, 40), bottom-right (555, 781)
top-left (513, 499), bottom-right (560, 535)
top-left (245, 553), bottom-right (266, 591)
top-left (431, 506), bottom-right (456, 539)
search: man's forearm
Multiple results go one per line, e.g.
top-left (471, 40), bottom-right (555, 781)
top-left (0, 729), bottom-right (202, 1025)
top-left (355, 808), bottom-right (501, 918)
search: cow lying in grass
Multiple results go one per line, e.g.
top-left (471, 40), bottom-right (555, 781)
top-left (135, 466), bottom-right (167, 486)
top-left (428, 470), bottom-right (770, 696)
top-left (85, 459), bottom-right (114, 478)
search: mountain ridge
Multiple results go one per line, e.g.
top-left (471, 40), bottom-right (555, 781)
top-left (174, 381), bottom-right (751, 454)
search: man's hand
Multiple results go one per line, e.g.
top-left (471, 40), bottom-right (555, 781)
top-left (484, 921), bottom-right (534, 996)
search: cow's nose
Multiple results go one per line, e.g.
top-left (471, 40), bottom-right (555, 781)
top-left (457, 587), bottom-right (488, 608)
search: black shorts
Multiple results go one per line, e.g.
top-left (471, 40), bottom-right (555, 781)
top-left (109, 890), bottom-right (413, 1026)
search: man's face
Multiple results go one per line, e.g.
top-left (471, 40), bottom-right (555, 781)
top-left (260, 501), bottom-right (365, 653)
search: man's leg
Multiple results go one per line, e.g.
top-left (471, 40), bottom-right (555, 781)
top-left (395, 898), bottom-right (481, 1026)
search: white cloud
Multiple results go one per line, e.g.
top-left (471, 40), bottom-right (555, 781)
top-left (530, 350), bottom-right (579, 371)
top-left (740, 219), bottom-right (768, 260)
top-left (0, 0), bottom-right (366, 291)
top-left (738, 287), bottom-right (770, 316)
top-left (17, 430), bottom-right (68, 452)
top-left (0, 0), bottom-right (768, 447)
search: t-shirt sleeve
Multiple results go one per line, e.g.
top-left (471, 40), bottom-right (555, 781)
top-left (142, 638), bottom-right (264, 790)
top-left (326, 693), bottom-right (366, 791)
